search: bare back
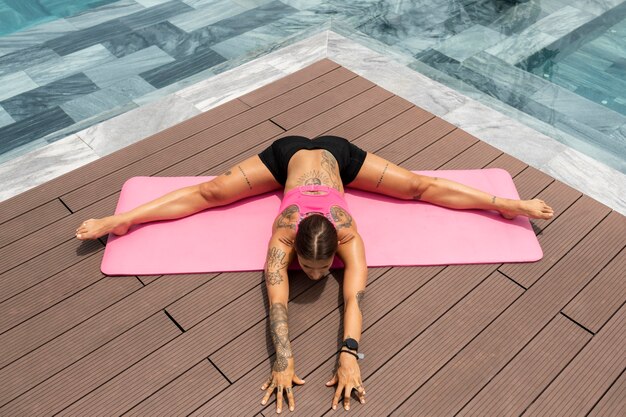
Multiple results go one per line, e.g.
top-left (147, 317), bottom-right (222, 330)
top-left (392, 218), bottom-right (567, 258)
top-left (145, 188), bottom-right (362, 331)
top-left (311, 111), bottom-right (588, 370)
top-left (284, 149), bottom-right (345, 194)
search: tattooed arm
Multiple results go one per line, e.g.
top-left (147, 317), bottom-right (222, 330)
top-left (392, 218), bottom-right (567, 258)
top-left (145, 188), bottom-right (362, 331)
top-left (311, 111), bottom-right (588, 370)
top-left (261, 232), bottom-right (305, 413)
top-left (327, 231), bottom-right (368, 410)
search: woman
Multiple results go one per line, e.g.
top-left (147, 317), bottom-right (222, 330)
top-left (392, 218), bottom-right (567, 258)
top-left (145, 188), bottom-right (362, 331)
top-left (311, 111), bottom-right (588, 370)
top-left (76, 136), bottom-right (553, 413)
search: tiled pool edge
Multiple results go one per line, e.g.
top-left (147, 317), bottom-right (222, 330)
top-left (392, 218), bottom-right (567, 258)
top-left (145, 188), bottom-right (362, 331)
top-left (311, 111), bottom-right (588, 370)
top-left (1, 30), bottom-right (624, 215)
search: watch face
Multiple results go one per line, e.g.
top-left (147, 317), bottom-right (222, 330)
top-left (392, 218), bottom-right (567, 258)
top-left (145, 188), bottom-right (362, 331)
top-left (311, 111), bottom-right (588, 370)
top-left (345, 338), bottom-right (358, 350)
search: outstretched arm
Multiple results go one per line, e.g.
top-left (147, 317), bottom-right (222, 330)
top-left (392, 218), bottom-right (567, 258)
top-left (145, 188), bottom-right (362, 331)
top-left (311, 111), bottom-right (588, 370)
top-left (327, 232), bottom-right (368, 410)
top-left (260, 234), bottom-right (305, 413)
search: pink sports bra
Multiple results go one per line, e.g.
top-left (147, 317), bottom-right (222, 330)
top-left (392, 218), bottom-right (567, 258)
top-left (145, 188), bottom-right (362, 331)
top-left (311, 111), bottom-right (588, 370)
top-left (279, 185), bottom-right (351, 230)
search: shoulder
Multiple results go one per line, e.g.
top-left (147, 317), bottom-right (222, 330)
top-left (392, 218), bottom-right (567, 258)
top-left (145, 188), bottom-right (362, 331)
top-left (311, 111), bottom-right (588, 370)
top-left (272, 205), bottom-right (299, 248)
top-left (329, 205), bottom-right (356, 232)
top-left (273, 204), bottom-right (299, 233)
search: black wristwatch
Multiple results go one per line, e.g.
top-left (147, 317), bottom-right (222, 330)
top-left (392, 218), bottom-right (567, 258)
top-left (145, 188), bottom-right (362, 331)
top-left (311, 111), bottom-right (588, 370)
top-left (342, 338), bottom-right (359, 351)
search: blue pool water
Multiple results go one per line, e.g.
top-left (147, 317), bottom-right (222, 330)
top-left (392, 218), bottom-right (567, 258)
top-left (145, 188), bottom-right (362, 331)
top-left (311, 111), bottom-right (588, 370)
top-left (0, 0), bottom-right (118, 36)
top-left (519, 12), bottom-right (626, 116)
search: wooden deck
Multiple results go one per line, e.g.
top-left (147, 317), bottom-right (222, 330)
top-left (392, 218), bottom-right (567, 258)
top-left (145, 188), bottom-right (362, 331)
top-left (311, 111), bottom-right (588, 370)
top-left (1, 59), bottom-right (625, 417)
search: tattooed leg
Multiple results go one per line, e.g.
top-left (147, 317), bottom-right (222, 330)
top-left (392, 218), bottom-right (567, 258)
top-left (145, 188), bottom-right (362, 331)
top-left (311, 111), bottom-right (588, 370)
top-left (376, 163), bottom-right (389, 188)
top-left (270, 303), bottom-right (293, 371)
top-left (238, 165), bottom-right (252, 190)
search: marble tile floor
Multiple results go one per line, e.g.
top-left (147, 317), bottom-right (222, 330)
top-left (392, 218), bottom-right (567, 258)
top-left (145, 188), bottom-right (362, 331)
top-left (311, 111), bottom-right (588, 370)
top-left (1, 0), bottom-right (625, 174)
top-left (1, 30), bottom-right (624, 218)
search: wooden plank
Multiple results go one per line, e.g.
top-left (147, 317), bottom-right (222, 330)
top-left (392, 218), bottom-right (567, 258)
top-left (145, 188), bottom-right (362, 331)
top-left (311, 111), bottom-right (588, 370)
top-left (524, 303), bottom-right (626, 417)
top-left (563, 248), bottom-right (626, 333)
top-left (509, 165), bottom-right (554, 201)
top-left (290, 271), bottom-right (523, 417)
top-left (0, 253), bottom-right (104, 334)
top-left (288, 86), bottom-right (394, 140)
top-left (123, 360), bottom-right (229, 417)
top-left (401, 128), bottom-right (478, 170)
top-left (138, 275), bottom-right (161, 285)
top-left (238, 58), bottom-right (340, 107)
top-left (271, 76), bottom-right (376, 129)
top-left (456, 314), bottom-right (591, 416)
top-left (485, 153), bottom-right (528, 177)
top-left (439, 140), bottom-right (503, 170)
top-left (324, 95), bottom-right (414, 140)
top-left (0, 276), bottom-right (141, 370)
top-left (0, 313), bottom-right (180, 416)
top-left (371, 118), bottom-right (455, 163)
top-left (0, 98), bottom-right (250, 223)
top-left (0, 274), bottom-right (215, 404)
top-left (390, 211), bottom-right (624, 416)
top-left (0, 199), bottom-right (70, 249)
top-left (587, 368), bottom-right (626, 417)
top-left (499, 195), bottom-right (609, 288)
top-left (345, 106), bottom-right (434, 153)
top-left (165, 271), bottom-right (265, 330)
top-left (0, 239), bottom-right (102, 303)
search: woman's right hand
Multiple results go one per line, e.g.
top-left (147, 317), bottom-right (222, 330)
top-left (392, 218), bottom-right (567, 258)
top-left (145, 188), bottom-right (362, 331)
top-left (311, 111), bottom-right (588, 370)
top-left (261, 358), bottom-right (305, 413)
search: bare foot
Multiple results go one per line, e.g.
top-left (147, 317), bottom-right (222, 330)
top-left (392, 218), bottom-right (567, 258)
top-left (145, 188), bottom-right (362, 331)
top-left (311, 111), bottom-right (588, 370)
top-left (500, 199), bottom-right (554, 220)
top-left (75, 215), bottom-right (131, 240)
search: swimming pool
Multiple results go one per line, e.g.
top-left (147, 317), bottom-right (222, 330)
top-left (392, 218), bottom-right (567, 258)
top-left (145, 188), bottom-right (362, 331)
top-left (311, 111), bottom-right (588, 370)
top-left (0, 0), bottom-right (624, 174)
top-left (0, 0), bottom-right (119, 36)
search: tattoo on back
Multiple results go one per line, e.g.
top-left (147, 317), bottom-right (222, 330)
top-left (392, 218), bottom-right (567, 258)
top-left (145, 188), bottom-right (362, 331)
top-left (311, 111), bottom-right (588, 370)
top-left (270, 303), bottom-right (292, 371)
top-left (330, 205), bottom-right (353, 230)
top-left (321, 150), bottom-right (341, 190)
top-left (297, 169), bottom-right (330, 187)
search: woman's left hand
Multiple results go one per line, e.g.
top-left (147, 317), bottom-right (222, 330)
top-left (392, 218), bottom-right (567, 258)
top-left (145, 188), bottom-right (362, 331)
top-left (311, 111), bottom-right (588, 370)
top-left (325, 352), bottom-right (366, 410)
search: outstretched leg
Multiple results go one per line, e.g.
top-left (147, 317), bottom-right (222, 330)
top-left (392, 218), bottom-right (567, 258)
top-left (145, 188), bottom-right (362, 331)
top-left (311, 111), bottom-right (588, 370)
top-left (347, 153), bottom-right (553, 219)
top-left (76, 155), bottom-right (281, 240)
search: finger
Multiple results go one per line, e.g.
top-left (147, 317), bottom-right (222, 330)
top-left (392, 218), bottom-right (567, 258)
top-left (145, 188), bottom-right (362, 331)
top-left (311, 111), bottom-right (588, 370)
top-left (293, 374), bottom-right (306, 385)
top-left (276, 386), bottom-right (284, 414)
top-left (344, 385), bottom-right (352, 410)
top-left (332, 385), bottom-right (343, 410)
top-left (356, 384), bottom-right (366, 404)
top-left (261, 384), bottom-right (275, 405)
top-left (261, 377), bottom-right (272, 390)
top-left (325, 375), bottom-right (338, 386)
top-left (286, 386), bottom-right (295, 412)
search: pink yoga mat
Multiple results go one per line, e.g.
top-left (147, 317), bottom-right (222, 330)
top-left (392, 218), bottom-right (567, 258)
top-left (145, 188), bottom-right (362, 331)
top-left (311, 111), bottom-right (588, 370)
top-left (101, 169), bottom-right (542, 275)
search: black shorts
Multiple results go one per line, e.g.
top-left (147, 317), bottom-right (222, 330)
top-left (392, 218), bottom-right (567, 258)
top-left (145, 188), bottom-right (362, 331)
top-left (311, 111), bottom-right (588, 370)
top-left (258, 136), bottom-right (367, 186)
